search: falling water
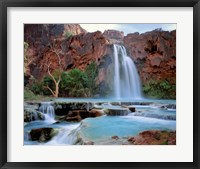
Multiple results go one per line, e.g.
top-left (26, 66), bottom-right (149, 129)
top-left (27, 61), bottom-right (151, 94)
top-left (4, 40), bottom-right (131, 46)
top-left (113, 44), bottom-right (142, 99)
top-left (39, 102), bottom-right (55, 122)
top-left (46, 124), bottom-right (80, 145)
top-left (30, 111), bottom-right (38, 121)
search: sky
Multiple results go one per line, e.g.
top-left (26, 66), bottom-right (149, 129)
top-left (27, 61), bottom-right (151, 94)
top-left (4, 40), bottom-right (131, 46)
top-left (80, 24), bottom-right (176, 35)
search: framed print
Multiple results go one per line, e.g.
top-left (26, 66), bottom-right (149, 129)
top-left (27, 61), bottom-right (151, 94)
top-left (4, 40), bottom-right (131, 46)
top-left (0, 0), bottom-right (199, 169)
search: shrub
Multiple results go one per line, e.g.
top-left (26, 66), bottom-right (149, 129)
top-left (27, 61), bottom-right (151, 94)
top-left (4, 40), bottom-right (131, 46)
top-left (42, 76), bottom-right (55, 95)
top-left (143, 79), bottom-right (176, 99)
top-left (84, 61), bottom-right (98, 97)
top-left (24, 87), bottom-right (41, 100)
top-left (30, 80), bottom-right (43, 95)
top-left (63, 68), bottom-right (89, 97)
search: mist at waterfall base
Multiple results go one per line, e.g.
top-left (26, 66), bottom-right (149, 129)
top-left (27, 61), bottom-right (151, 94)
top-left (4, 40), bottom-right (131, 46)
top-left (24, 44), bottom-right (176, 145)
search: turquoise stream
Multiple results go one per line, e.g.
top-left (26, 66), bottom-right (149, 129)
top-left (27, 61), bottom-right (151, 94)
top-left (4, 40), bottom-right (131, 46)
top-left (24, 99), bottom-right (176, 145)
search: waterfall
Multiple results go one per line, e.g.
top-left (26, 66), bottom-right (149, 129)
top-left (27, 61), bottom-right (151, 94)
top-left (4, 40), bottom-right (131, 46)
top-left (30, 111), bottom-right (38, 121)
top-left (113, 44), bottom-right (142, 99)
top-left (39, 102), bottom-right (55, 122)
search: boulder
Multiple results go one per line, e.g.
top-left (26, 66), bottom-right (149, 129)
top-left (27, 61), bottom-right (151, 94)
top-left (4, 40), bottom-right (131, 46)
top-left (90, 109), bottom-right (104, 117)
top-left (30, 128), bottom-right (58, 142)
top-left (129, 107), bottom-right (136, 112)
top-left (66, 115), bottom-right (82, 122)
top-left (122, 105), bottom-right (136, 112)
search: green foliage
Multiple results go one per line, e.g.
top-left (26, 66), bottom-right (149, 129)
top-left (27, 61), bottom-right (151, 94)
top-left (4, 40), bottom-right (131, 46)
top-left (143, 79), bottom-right (176, 99)
top-left (84, 61), bottom-right (98, 97)
top-left (52, 69), bottom-right (62, 81)
top-left (31, 80), bottom-right (43, 95)
top-left (64, 31), bottom-right (73, 39)
top-left (161, 140), bottom-right (168, 145)
top-left (26, 62), bottom-right (99, 98)
top-left (59, 62), bottom-right (98, 97)
top-left (42, 76), bottom-right (55, 95)
top-left (28, 75), bottom-right (53, 96)
top-left (24, 87), bottom-right (41, 100)
top-left (63, 68), bottom-right (89, 97)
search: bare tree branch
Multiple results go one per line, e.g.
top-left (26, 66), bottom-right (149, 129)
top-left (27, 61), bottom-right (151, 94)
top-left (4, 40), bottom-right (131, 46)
top-left (43, 37), bottom-right (64, 97)
top-left (44, 85), bottom-right (56, 97)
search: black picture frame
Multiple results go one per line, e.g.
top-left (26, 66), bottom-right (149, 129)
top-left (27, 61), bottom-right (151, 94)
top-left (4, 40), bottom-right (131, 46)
top-left (0, 0), bottom-right (199, 168)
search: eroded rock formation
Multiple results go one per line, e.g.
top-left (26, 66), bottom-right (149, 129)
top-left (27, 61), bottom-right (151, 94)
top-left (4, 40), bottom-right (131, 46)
top-left (124, 30), bottom-right (176, 85)
top-left (24, 24), bottom-right (176, 98)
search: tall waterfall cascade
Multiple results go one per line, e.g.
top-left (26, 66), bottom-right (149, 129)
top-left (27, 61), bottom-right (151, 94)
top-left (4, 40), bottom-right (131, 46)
top-left (113, 44), bottom-right (142, 99)
top-left (39, 102), bottom-right (55, 122)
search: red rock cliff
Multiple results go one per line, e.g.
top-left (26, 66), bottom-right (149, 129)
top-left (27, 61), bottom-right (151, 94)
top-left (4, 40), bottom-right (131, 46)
top-left (124, 30), bottom-right (176, 85)
top-left (24, 24), bottom-right (110, 79)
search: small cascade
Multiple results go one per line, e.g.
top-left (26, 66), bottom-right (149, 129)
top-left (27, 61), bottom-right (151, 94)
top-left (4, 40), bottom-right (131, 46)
top-left (86, 102), bottom-right (90, 111)
top-left (30, 111), bottom-right (38, 121)
top-left (39, 102), bottom-right (55, 122)
top-left (113, 44), bottom-right (142, 99)
top-left (46, 124), bottom-right (80, 145)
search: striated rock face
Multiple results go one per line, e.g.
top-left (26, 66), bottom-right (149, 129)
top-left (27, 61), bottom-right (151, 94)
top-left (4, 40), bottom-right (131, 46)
top-left (24, 24), bottom-right (110, 79)
top-left (103, 30), bottom-right (124, 44)
top-left (124, 30), bottom-right (176, 85)
top-left (61, 31), bottom-right (108, 71)
top-left (63, 24), bottom-right (87, 35)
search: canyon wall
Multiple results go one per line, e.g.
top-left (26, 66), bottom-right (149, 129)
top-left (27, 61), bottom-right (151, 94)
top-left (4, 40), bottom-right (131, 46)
top-left (124, 30), bottom-right (176, 85)
top-left (24, 24), bottom-right (176, 98)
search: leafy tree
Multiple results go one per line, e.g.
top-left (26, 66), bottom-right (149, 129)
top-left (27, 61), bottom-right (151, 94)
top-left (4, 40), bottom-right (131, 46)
top-left (42, 75), bottom-right (55, 95)
top-left (84, 61), bottom-right (98, 97)
top-left (64, 68), bottom-right (89, 97)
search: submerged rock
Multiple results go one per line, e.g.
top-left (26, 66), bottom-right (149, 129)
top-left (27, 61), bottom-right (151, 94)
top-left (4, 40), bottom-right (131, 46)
top-left (160, 104), bottom-right (176, 110)
top-left (112, 136), bottom-right (119, 140)
top-left (107, 108), bottom-right (130, 116)
top-left (122, 105), bottom-right (136, 112)
top-left (30, 128), bottom-right (58, 142)
top-left (58, 109), bottom-right (104, 122)
top-left (54, 102), bottom-right (93, 116)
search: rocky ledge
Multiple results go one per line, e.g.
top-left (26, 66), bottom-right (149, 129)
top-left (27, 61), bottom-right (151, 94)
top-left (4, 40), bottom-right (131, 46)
top-left (127, 130), bottom-right (176, 145)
